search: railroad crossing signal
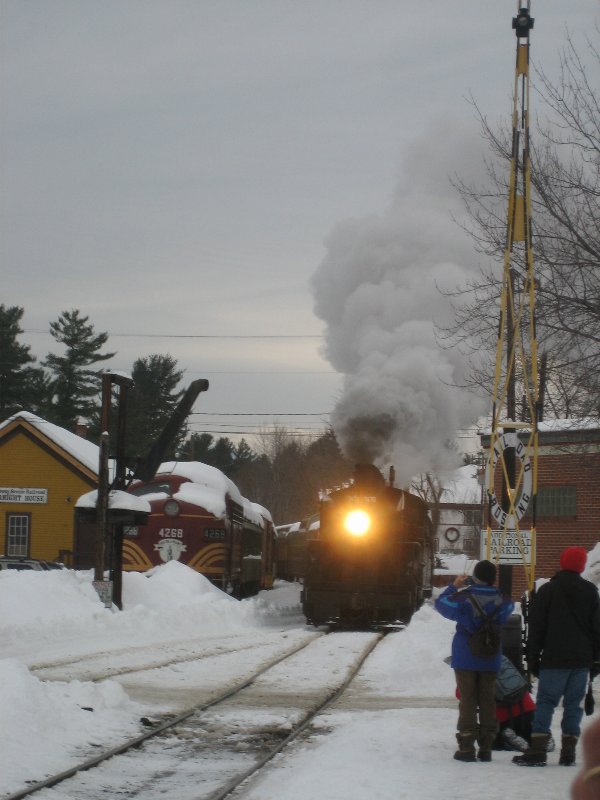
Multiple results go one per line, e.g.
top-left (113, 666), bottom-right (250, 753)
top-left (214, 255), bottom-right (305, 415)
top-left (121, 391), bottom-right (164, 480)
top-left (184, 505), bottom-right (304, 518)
top-left (484, 3), bottom-right (539, 593)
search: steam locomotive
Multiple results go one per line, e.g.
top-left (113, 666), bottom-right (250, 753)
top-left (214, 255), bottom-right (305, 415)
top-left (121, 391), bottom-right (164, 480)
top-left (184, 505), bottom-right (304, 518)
top-left (124, 461), bottom-right (274, 597)
top-left (301, 464), bottom-right (433, 627)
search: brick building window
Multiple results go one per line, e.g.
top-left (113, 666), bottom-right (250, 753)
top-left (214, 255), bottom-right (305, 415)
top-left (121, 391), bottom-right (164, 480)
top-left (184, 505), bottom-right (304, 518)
top-left (6, 513), bottom-right (30, 556)
top-left (536, 486), bottom-right (577, 517)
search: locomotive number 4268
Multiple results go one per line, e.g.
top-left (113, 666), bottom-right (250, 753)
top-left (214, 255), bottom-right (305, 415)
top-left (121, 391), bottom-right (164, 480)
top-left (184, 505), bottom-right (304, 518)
top-left (158, 528), bottom-right (184, 538)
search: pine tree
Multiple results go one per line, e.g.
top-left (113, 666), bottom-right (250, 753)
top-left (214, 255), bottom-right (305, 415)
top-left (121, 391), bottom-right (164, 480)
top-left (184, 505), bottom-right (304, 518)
top-left (209, 437), bottom-right (236, 474)
top-left (0, 305), bottom-right (48, 421)
top-left (183, 432), bottom-right (215, 462)
top-left (125, 354), bottom-right (184, 467)
top-left (233, 438), bottom-right (256, 472)
top-left (43, 309), bottom-right (115, 429)
top-left (180, 432), bottom-right (247, 478)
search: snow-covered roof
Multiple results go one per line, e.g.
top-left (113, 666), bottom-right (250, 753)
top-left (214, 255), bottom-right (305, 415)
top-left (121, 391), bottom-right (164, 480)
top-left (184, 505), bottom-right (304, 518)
top-left (479, 417), bottom-right (600, 436)
top-left (434, 554), bottom-right (478, 575)
top-left (538, 417), bottom-right (600, 432)
top-left (0, 410), bottom-right (101, 474)
top-left (157, 461), bottom-right (245, 506)
top-left (248, 502), bottom-right (273, 525)
top-left (76, 489), bottom-right (151, 513)
top-left (243, 498), bottom-right (264, 527)
top-left (437, 464), bottom-right (481, 505)
top-left (155, 462), bottom-right (271, 527)
top-left (275, 521), bottom-right (301, 537)
top-left (173, 482), bottom-right (227, 520)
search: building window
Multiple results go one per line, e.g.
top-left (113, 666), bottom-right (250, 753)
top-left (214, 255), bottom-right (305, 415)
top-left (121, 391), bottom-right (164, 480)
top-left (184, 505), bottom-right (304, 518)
top-left (463, 508), bottom-right (481, 526)
top-left (536, 486), bottom-right (577, 517)
top-left (6, 513), bottom-right (30, 556)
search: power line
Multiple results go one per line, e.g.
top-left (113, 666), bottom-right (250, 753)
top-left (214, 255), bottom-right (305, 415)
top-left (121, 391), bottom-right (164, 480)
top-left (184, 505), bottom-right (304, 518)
top-left (23, 329), bottom-right (323, 340)
top-left (190, 412), bottom-right (330, 416)
top-left (192, 425), bottom-right (327, 431)
top-left (189, 371), bottom-right (337, 375)
top-left (189, 429), bottom-right (324, 438)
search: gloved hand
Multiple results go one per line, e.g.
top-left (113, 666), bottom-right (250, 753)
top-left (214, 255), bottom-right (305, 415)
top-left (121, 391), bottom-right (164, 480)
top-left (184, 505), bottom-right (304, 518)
top-left (590, 662), bottom-right (600, 679)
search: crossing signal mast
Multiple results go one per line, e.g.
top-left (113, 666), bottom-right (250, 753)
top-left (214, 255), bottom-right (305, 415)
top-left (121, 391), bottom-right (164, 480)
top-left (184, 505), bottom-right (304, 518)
top-left (483, 3), bottom-right (539, 596)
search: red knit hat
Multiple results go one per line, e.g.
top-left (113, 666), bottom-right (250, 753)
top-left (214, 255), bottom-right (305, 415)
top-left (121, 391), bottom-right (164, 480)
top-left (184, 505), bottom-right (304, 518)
top-left (559, 546), bottom-right (587, 574)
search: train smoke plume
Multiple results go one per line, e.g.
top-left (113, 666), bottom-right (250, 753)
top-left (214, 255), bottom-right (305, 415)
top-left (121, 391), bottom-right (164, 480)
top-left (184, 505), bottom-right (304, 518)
top-left (311, 123), bottom-right (486, 484)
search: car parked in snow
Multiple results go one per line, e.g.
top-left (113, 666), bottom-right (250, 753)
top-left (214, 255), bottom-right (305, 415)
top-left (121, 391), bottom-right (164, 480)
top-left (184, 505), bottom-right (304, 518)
top-left (0, 557), bottom-right (66, 571)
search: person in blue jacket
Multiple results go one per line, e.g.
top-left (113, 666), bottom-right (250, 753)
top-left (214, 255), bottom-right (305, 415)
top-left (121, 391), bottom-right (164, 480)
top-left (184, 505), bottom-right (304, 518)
top-left (436, 559), bottom-right (514, 762)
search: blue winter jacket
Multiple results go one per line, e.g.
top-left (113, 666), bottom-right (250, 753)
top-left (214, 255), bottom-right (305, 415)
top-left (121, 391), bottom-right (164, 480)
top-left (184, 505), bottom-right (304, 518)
top-left (435, 583), bottom-right (515, 672)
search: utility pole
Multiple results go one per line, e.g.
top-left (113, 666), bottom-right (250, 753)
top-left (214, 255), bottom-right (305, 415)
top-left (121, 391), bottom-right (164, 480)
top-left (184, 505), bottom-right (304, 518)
top-left (94, 373), bottom-right (112, 584)
top-left (111, 375), bottom-right (134, 610)
top-left (94, 372), bottom-right (134, 608)
top-left (484, 3), bottom-right (539, 598)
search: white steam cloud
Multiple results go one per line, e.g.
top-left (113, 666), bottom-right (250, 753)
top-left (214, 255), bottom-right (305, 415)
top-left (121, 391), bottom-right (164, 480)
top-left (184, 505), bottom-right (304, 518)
top-left (311, 121), bottom-right (488, 484)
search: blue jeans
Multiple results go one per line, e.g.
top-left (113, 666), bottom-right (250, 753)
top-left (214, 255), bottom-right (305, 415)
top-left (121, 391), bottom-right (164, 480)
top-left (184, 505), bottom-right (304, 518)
top-left (532, 668), bottom-right (588, 736)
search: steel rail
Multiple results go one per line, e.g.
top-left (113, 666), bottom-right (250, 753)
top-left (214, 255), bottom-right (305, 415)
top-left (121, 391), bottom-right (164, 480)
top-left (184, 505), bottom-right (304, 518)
top-left (3, 633), bottom-right (322, 800)
top-left (31, 639), bottom-right (266, 683)
top-left (201, 632), bottom-right (384, 800)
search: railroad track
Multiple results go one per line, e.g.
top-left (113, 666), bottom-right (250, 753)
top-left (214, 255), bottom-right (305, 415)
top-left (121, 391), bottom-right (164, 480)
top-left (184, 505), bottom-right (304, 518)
top-left (5, 631), bottom-right (384, 800)
top-left (30, 635), bottom-right (279, 683)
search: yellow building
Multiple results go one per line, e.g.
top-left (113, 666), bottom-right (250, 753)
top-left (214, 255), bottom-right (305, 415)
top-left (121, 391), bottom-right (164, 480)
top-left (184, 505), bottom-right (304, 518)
top-left (0, 412), bottom-right (99, 564)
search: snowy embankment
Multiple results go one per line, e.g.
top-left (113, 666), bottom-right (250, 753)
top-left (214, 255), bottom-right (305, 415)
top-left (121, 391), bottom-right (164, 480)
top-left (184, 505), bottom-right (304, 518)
top-left (0, 561), bottom-right (588, 800)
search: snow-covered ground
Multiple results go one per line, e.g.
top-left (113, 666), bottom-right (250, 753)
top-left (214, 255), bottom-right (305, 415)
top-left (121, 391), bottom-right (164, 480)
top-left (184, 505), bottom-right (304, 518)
top-left (1, 561), bottom-right (593, 799)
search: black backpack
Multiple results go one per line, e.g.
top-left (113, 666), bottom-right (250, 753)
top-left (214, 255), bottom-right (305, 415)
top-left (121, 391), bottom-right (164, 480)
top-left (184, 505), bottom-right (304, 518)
top-left (495, 655), bottom-right (529, 705)
top-left (467, 594), bottom-right (502, 658)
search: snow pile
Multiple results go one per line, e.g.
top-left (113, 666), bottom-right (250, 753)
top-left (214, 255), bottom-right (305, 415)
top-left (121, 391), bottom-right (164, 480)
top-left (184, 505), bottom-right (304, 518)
top-left (0, 564), bottom-right (302, 792)
top-left (0, 659), bottom-right (142, 789)
top-left (0, 568), bottom-right (109, 630)
top-left (124, 559), bottom-right (235, 609)
top-left (1, 558), bottom-right (593, 800)
top-left (364, 603), bottom-right (455, 697)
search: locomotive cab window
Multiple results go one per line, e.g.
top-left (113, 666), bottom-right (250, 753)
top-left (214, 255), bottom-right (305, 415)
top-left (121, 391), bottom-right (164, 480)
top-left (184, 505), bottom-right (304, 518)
top-left (130, 483), bottom-right (172, 497)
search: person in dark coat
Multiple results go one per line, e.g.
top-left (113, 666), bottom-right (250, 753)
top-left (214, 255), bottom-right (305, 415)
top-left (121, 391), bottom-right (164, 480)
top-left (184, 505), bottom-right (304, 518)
top-left (436, 559), bottom-right (514, 762)
top-left (513, 546), bottom-right (600, 768)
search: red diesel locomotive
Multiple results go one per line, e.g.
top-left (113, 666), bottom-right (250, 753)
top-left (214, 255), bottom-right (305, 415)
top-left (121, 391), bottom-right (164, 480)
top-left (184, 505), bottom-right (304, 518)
top-left (124, 461), bottom-right (274, 597)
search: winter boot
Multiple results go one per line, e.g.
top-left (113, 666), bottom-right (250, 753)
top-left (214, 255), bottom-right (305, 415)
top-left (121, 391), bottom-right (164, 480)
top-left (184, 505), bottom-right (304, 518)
top-left (502, 727), bottom-right (529, 752)
top-left (454, 733), bottom-right (476, 762)
top-left (559, 735), bottom-right (578, 766)
top-left (512, 733), bottom-right (550, 766)
top-left (477, 733), bottom-right (495, 762)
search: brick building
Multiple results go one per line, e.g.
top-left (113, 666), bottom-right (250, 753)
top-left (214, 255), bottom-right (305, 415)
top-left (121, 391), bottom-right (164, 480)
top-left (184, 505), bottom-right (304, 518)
top-left (481, 418), bottom-right (600, 599)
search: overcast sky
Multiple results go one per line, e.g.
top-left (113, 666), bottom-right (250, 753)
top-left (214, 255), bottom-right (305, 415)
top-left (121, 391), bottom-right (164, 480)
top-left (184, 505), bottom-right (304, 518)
top-left (1, 1), bottom-right (598, 461)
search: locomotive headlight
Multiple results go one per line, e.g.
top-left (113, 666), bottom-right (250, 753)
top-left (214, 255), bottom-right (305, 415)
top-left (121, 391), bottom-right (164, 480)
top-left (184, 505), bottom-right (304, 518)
top-left (343, 509), bottom-right (371, 537)
top-left (164, 499), bottom-right (180, 517)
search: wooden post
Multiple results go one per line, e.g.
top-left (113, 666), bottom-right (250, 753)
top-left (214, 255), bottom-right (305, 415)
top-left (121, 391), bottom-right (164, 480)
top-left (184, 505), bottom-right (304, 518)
top-left (94, 374), bottom-right (112, 584)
